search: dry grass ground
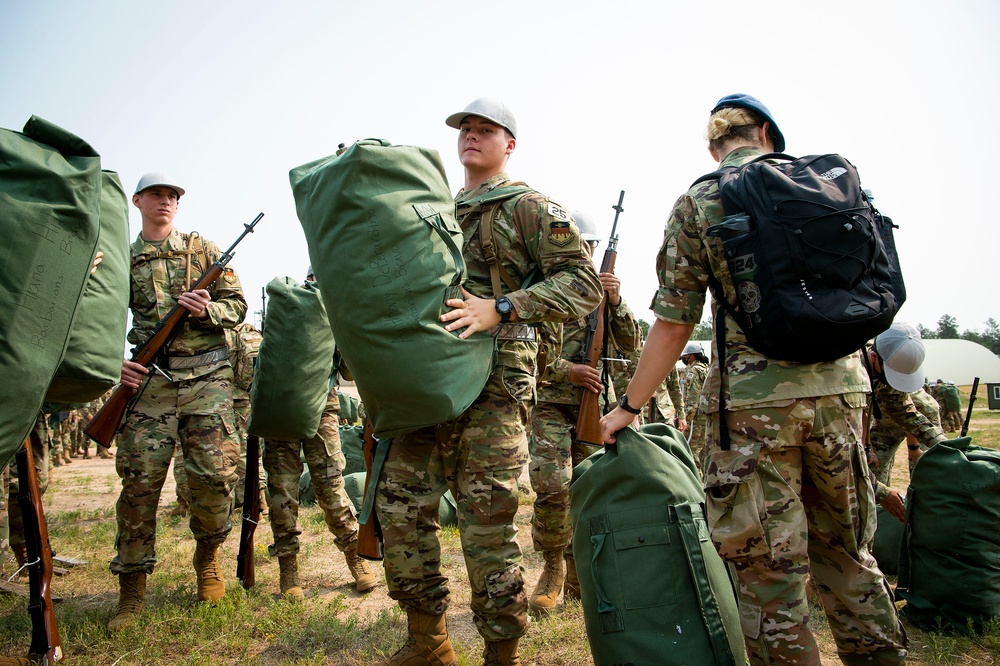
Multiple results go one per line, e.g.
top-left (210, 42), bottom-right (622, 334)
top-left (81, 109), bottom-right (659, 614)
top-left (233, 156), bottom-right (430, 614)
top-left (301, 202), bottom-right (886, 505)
top-left (0, 385), bottom-right (997, 664)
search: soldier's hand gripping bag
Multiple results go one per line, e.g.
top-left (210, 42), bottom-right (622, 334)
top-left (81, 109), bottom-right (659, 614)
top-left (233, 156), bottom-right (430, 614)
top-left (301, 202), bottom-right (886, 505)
top-left (897, 436), bottom-right (1000, 633)
top-left (0, 116), bottom-right (102, 469)
top-left (289, 139), bottom-right (496, 439)
top-left (248, 277), bottom-right (335, 441)
top-left (45, 170), bottom-right (130, 404)
top-left (569, 423), bottom-right (744, 666)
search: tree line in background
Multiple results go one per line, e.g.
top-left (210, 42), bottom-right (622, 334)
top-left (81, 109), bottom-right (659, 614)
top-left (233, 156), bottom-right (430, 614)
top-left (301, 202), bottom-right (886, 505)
top-left (638, 315), bottom-right (1000, 356)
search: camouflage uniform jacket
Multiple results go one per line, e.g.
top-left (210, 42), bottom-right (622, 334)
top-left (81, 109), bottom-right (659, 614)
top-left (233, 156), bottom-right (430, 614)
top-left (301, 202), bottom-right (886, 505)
top-left (225, 322), bottom-right (262, 399)
top-left (456, 173), bottom-right (602, 373)
top-left (536, 297), bottom-right (641, 405)
top-left (652, 146), bottom-right (870, 411)
top-left (870, 376), bottom-right (947, 450)
top-left (128, 228), bottom-right (247, 381)
top-left (682, 360), bottom-right (710, 423)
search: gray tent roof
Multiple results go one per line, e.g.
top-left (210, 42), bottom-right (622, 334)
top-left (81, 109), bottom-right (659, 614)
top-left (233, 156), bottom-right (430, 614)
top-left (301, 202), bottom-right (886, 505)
top-left (920, 339), bottom-right (1000, 385)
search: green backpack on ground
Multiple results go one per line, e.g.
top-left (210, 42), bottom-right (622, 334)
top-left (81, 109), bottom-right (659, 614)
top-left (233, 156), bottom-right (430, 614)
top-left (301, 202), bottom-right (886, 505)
top-left (339, 425), bottom-right (365, 477)
top-left (871, 505), bottom-right (905, 577)
top-left (289, 139), bottom-right (496, 440)
top-left (0, 116), bottom-right (103, 469)
top-left (248, 277), bottom-right (335, 441)
top-left (45, 170), bottom-right (130, 404)
top-left (897, 436), bottom-right (1000, 633)
top-left (570, 423), bottom-right (744, 666)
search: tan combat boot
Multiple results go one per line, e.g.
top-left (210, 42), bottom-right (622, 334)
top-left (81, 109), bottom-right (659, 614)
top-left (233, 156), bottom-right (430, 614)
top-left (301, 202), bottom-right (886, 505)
top-left (342, 539), bottom-right (377, 593)
top-left (108, 571), bottom-right (147, 630)
top-left (528, 549), bottom-right (565, 614)
top-left (563, 553), bottom-right (581, 601)
top-left (483, 638), bottom-right (521, 666)
top-left (98, 446), bottom-right (114, 459)
top-left (193, 541), bottom-right (225, 602)
top-left (278, 554), bottom-right (304, 600)
top-left (375, 610), bottom-right (456, 666)
top-left (62, 449), bottom-right (72, 464)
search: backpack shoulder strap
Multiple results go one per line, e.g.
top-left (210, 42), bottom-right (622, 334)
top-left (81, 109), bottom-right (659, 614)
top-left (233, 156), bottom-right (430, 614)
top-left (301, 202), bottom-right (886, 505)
top-left (466, 182), bottom-right (535, 297)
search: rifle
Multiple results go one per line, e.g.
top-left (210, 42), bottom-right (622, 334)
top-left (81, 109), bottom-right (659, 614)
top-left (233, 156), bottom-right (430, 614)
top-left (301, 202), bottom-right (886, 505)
top-left (86, 213), bottom-right (264, 446)
top-left (575, 190), bottom-right (625, 446)
top-left (960, 377), bottom-right (979, 438)
top-left (356, 418), bottom-right (384, 561)
top-left (17, 431), bottom-right (63, 664)
top-left (236, 434), bottom-right (261, 589)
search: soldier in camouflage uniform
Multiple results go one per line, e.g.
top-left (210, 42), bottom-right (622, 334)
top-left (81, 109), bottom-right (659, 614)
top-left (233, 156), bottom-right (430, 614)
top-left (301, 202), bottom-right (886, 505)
top-left (108, 173), bottom-right (246, 631)
top-left (527, 210), bottom-right (641, 613)
top-left (680, 341), bottom-right (710, 473)
top-left (226, 322), bottom-right (265, 510)
top-left (865, 323), bottom-right (946, 524)
top-left (645, 365), bottom-right (686, 429)
top-left (262, 270), bottom-right (375, 599)
top-left (933, 380), bottom-right (963, 432)
top-left (374, 98), bottom-right (601, 666)
top-left (601, 95), bottom-right (906, 665)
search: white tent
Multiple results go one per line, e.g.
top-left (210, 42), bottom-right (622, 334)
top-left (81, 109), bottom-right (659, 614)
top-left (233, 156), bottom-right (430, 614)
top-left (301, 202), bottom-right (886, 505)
top-left (920, 339), bottom-right (1000, 386)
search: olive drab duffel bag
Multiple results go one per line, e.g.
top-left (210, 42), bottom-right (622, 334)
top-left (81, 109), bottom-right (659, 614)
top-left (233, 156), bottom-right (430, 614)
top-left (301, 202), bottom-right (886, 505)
top-left (897, 436), bottom-right (1000, 632)
top-left (570, 423), bottom-right (745, 666)
top-left (0, 116), bottom-right (103, 469)
top-left (871, 504), bottom-right (906, 577)
top-left (289, 139), bottom-right (496, 440)
top-left (248, 277), bottom-right (336, 441)
top-left (45, 169), bottom-right (130, 404)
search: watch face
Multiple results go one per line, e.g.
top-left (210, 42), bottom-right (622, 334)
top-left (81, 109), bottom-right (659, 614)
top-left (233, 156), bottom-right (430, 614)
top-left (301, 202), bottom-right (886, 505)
top-left (497, 299), bottom-right (512, 314)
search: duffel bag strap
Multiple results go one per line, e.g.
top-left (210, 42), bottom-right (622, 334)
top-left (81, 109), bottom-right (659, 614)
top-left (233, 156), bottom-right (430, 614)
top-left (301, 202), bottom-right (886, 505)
top-left (587, 515), bottom-right (625, 633)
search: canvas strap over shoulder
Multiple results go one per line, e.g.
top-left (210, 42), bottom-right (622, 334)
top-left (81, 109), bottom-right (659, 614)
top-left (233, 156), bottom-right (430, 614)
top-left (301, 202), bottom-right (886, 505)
top-left (458, 182), bottom-right (532, 297)
top-left (131, 231), bottom-right (210, 289)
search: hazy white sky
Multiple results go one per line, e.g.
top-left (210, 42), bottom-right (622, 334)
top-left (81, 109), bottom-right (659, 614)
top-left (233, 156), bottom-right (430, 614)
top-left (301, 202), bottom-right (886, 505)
top-left (3, 0), bottom-right (998, 334)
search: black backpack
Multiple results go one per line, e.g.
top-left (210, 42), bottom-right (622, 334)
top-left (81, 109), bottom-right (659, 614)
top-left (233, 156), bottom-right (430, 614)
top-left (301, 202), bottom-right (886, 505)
top-left (696, 153), bottom-right (905, 364)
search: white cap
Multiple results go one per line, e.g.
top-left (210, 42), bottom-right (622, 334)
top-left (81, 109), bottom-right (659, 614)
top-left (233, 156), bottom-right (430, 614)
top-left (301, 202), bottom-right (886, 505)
top-left (874, 322), bottom-right (926, 393)
top-left (135, 172), bottom-right (185, 197)
top-left (683, 341), bottom-right (705, 356)
top-left (571, 211), bottom-right (601, 242)
top-left (445, 97), bottom-right (518, 138)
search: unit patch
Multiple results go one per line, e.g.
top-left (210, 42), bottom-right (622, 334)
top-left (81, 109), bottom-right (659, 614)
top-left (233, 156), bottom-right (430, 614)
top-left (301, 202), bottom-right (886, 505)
top-left (548, 221), bottom-right (574, 247)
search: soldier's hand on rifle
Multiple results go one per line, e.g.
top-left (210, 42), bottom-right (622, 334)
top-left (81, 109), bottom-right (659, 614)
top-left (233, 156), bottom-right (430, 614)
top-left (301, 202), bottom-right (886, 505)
top-left (598, 272), bottom-right (621, 306)
top-left (442, 286), bottom-right (506, 339)
top-left (178, 288), bottom-right (212, 319)
top-left (570, 364), bottom-right (602, 394)
top-left (120, 360), bottom-right (148, 389)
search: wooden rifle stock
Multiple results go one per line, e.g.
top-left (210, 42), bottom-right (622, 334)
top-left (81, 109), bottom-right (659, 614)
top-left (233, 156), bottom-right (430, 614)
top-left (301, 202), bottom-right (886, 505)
top-left (357, 419), bottom-right (384, 561)
top-left (17, 432), bottom-right (63, 663)
top-left (85, 212), bottom-right (264, 447)
top-left (575, 190), bottom-right (624, 446)
top-left (236, 434), bottom-right (261, 589)
top-left (960, 377), bottom-right (979, 438)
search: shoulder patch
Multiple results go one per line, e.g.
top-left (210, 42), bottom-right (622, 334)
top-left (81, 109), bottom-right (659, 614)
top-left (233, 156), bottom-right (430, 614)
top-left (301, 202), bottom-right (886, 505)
top-left (224, 267), bottom-right (237, 284)
top-left (548, 220), bottom-right (575, 247)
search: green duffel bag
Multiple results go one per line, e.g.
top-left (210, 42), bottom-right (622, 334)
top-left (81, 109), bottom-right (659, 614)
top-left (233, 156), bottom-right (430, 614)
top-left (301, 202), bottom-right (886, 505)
top-left (897, 436), bottom-right (1000, 633)
top-left (570, 423), bottom-right (744, 666)
top-left (871, 504), bottom-right (905, 577)
top-left (45, 170), bottom-right (130, 403)
top-left (338, 392), bottom-right (361, 427)
top-left (941, 384), bottom-right (961, 411)
top-left (0, 116), bottom-right (102, 469)
top-left (342, 471), bottom-right (457, 526)
top-left (290, 139), bottom-right (496, 440)
top-left (340, 424), bottom-right (365, 477)
top-left (248, 277), bottom-right (335, 441)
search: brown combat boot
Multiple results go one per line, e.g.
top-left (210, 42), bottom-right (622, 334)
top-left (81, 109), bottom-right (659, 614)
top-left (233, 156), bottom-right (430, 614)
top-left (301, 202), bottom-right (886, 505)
top-left (98, 447), bottom-right (114, 459)
top-left (483, 638), bottom-right (521, 666)
top-left (108, 571), bottom-right (147, 630)
top-left (563, 553), bottom-right (581, 601)
top-left (193, 541), bottom-right (225, 602)
top-left (375, 610), bottom-right (457, 666)
top-left (62, 449), bottom-right (72, 464)
top-left (528, 549), bottom-right (565, 614)
top-left (342, 539), bottom-right (377, 593)
top-left (278, 554), bottom-right (304, 600)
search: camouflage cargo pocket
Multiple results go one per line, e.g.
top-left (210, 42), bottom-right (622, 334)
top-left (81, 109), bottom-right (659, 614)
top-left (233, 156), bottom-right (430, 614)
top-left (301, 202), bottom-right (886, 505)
top-left (484, 563), bottom-right (523, 600)
top-left (706, 474), bottom-right (771, 562)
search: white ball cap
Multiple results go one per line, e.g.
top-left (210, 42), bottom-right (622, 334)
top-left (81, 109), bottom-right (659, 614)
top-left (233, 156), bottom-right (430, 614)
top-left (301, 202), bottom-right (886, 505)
top-left (134, 172), bottom-right (185, 197)
top-left (874, 321), bottom-right (926, 393)
top-left (445, 97), bottom-right (517, 138)
top-left (571, 211), bottom-right (601, 242)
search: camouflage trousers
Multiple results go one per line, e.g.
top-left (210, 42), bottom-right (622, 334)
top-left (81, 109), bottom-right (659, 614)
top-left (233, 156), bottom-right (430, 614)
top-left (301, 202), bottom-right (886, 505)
top-left (376, 364), bottom-right (533, 642)
top-left (703, 394), bottom-right (907, 665)
top-left (263, 399), bottom-right (358, 557)
top-left (110, 367), bottom-right (239, 575)
top-left (528, 401), bottom-right (599, 552)
top-left (942, 409), bottom-right (962, 433)
top-left (686, 413), bottom-right (708, 476)
top-left (871, 388), bottom-right (941, 492)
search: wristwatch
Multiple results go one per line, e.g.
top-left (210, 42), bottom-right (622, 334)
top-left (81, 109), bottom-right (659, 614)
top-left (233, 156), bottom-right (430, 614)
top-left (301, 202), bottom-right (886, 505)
top-left (495, 296), bottom-right (514, 323)
top-left (619, 394), bottom-right (642, 415)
